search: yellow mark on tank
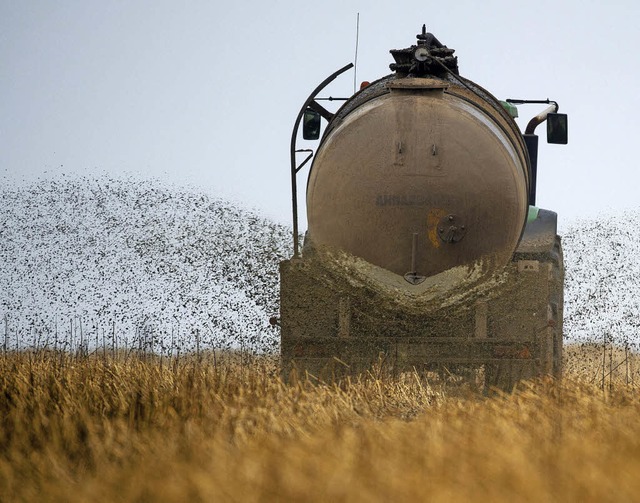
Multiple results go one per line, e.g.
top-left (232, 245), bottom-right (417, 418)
top-left (427, 208), bottom-right (449, 248)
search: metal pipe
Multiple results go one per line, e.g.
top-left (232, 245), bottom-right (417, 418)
top-left (410, 232), bottom-right (418, 274)
top-left (524, 102), bottom-right (559, 135)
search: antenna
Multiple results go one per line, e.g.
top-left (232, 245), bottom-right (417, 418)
top-left (353, 12), bottom-right (360, 94)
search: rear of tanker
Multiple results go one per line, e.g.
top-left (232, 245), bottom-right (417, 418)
top-left (279, 26), bottom-right (568, 390)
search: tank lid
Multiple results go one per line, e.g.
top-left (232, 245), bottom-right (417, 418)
top-left (390, 25), bottom-right (459, 77)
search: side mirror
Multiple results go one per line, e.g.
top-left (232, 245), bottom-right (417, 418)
top-left (303, 109), bottom-right (321, 140)
top-left (547, 113), bottom-right (568, 144)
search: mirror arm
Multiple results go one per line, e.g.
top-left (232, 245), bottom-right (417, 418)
top-left (295, 150), bottom-right (314, 174)
top-left (524, 102), bottom-right (559, 135)
top-left (307, 100), bottom-right (334, 122)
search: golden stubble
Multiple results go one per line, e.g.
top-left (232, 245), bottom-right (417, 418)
top-left (1, 346), bottom-right (639, 502)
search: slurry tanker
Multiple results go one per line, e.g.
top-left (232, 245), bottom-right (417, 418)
top-left (279, 26), bottom-right (568, 390)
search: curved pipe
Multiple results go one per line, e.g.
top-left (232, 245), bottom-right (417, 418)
top-left (525, 102), bottom-right (559, 135)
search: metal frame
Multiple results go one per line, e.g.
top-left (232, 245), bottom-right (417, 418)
top-left (290, 63), bottom-right (353, 257)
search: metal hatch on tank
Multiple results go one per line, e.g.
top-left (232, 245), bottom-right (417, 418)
top-left (277, 25), bottom-right (568, 391)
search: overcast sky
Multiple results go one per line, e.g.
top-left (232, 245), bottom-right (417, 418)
top-left (2, 1), bottom-right (639, 229)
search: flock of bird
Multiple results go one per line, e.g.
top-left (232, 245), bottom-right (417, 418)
top-left (1, 175), bottom-right (638, 354)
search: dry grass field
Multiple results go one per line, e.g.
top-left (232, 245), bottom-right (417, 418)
top-left (1, 346), bottom-right (640, 502)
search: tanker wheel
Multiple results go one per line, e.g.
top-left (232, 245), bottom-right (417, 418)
top-left (484, 235), bottom-right (564, 392)
top-left (551, 235), bottom-right (564, 379)
top-left (484, 361), bottom-right (529, 392)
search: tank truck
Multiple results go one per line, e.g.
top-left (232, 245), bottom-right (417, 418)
top-left (278, 26), bottom-right (568, 390)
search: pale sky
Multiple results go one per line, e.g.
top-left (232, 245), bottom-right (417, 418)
top-left (2, 1), bottom-right (639, 228)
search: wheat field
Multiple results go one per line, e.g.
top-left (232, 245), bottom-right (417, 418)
top-left (1, 346), bottom-right (639, 502)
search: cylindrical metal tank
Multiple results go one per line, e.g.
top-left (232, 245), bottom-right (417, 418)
top-left (306, 74), bottom-right (530, 287)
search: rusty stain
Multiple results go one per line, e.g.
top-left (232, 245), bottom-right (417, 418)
top-left (427, 208), bottom-right (448, 248)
